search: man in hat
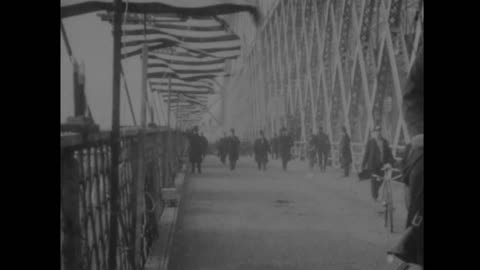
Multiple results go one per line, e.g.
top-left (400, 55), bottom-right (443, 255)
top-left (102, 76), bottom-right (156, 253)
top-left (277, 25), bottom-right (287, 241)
top-left (254, 130), bottom-right (271, 171)
top-left (227, 128), bottom-right (240, 170)
top-left (361, 125), bottom-right (394, 204)
top-left (278, 127), bottom-right (293, 171)
top-left (188, 126), bottom-right (204, 174)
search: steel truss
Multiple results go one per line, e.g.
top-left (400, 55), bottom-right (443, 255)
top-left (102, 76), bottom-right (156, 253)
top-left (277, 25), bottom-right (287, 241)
top-left (228, 0), bottom-right (423, 169)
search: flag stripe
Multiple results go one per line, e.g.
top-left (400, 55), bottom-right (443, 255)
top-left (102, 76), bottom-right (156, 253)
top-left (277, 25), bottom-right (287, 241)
top-left (121, 42), bottom-right (175, 59)
top-left (149, 77), bottom-right (214, 87)
top-left (148, 72), bottom-right (223, 81)
top-left (148, 63), bottom-right (225, 74)
top-left (155, 90), bottom-right (212, 94)
top-left (149, 53), bottom-right (225, 66)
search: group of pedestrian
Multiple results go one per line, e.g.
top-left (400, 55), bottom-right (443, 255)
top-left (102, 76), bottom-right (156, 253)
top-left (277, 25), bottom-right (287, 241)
top-left (250, 127), bottom-right (294, 171)
top-left (216, 128), bottom-right (240, 171)
top-left (186, 126), bottom-right (208, 174)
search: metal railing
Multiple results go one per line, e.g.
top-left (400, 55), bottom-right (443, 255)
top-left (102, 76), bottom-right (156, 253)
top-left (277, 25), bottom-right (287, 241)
top-left (61, 127), bottom-right (186, 270)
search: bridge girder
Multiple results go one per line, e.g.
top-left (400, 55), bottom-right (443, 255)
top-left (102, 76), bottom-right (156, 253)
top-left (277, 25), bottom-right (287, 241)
top-left (227, 0), bottom-right (423, 169)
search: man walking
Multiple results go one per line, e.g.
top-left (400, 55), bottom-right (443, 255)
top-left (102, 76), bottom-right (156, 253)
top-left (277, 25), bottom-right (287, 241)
top-left (361, 125), bottom-right (394, 203)
top-left (227, 128), bottom-right (240, 170)
top-left (278, 127), bottom-right (293, 171)
top-left (254, 130), bottom-right (271, 171)
top-left (188, 126), bottom-right (204, 174)
top-left (339, 126), bottom-right (352, 177)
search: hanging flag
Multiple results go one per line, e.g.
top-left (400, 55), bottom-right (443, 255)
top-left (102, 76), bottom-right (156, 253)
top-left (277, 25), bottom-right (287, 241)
top-left (61, 0), bottom-right (262, 25)
top-left (151, 77), bottom-right (216, 94)
top-left (148, 54), bottom-right (227, 79)
top-left (99, 14), bottom-right (244, 60)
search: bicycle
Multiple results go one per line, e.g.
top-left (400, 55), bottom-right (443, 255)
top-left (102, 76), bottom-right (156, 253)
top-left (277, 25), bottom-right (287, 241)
top-left (373, 165), bottom-right (402, 233)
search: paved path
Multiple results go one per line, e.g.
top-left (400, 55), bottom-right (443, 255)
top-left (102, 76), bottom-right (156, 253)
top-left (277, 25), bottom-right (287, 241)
top-left (168, 156), bottom-right (406, 270)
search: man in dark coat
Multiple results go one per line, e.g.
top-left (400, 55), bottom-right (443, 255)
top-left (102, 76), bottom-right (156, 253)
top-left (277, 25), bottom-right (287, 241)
top-left (390, 48), bottom-right (423, 268)
top-left (254, 130), bottom-right (271, 171)
top-left (339, 126), bottom-right (352, 177)
top-left (278, 127), bottom-right (293, 171)
top-left (312, 127), bottom-right (331, 172)
top-left (361, 125), bottom-right (394, 202)
top-left (188, 127), bottom-right (204, 174)
top-left (217, 132), bottom-right (228, 165)
top-left (227, 128), bottom-right (240, 170)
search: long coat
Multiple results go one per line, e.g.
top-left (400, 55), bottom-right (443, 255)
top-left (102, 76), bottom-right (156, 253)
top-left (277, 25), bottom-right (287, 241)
top-left (227, 135), bottom-right (240, 161)
top-left (254, 137), bottom-right (270, 163)
top-left (313, 132), bottom-right (330, 153)
top-left (188, 133), bottom-right (204, 163)
top-left (361, 137), bottom-right (394, 174)
top-left (339, 134), bottom-right (352, 166)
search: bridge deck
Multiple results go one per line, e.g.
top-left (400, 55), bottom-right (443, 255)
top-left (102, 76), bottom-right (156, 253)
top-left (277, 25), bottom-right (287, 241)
top-left (168, 156), bottom-right (406, 270)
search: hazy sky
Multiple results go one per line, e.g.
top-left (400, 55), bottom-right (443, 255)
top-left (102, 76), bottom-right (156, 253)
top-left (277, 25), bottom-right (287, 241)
top-left (60, 1), bottom-right (277, 132)
top-left (61, 13), bottom-right (219, 130)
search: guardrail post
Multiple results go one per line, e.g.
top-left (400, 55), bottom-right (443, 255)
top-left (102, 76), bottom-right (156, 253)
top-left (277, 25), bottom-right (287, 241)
top-left (61, 149), bottom-right (82, 270)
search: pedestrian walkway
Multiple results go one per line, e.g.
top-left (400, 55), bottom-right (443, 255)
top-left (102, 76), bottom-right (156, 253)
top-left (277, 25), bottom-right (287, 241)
top-left (168, 156), bottom-right (407, 270)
